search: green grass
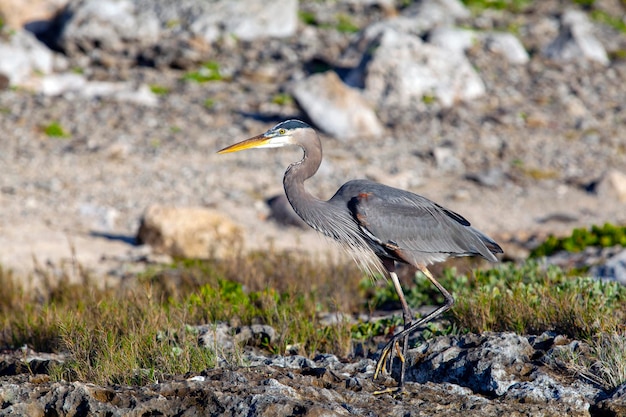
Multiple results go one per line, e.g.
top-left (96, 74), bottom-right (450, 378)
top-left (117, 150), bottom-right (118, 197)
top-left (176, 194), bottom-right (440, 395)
top-left (361, 260), bottom-right (626, 341)
top-left (149, 84), bottom-right (170, 95)
top-left (0, 252), bottom-right (364, 385)
top-left (297, 10), bottom-right (360, 33)
top-left (298, 10), bottom-right (318, 26)
top-left (2, 245), bottom-right (626, 388)
top-left (335, 14), bottom-right (360, 33)
top-left (43, 121), bottom-right (70, 138)
top-left (450, 262), bottom-right (626, 339)
top-left (461, 0), bottom-right (532, 12)
top-left (549, 332), bottom-right (626, 390)
top-left (590, 9), bottom-right (626, 34)
top-left (272, 93), bottom-right (294, 106)
top-left (183, 61), bottom-right (225, 83)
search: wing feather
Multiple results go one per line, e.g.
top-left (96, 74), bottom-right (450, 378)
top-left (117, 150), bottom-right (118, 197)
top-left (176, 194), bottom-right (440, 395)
top-left (332, 180), bottom-right (500, 266)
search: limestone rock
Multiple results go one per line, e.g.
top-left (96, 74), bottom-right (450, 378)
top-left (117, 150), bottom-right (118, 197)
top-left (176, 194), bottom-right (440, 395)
top-left (348, 27), bottom-right (485, 109)
top-left (596, 169), bottom-right (626, 202)
top-left (428, 26), bottom-right (477, 56)
top-left (137, 205), bottom-right (243, 259)
top-left (590, 249), bottom-right (626, 285)
top-left (187, 0), bottom-right (298, 42)
top-left (0, 332), bottom-right (609, 416)
top-left (38, 73), bottom-right (158, 106)
top-left (199, 323), bottom-right (277, 352)
top-left (291, 71), bottom-right (384, 139)
top-left (594, 382), bottom-right (626, 416)
top-left (543, 9), bottom-right (609, 65)
top-left (50, 0), bottom-right (298, 65)
top-left (0, 30), bottom-right (54, 85)
top-left (483, 32), bottom-right (529, 65)
top-left (56, 0), bottom-right (161, 57)
top-left (407, 332), bottom-right (535, 396)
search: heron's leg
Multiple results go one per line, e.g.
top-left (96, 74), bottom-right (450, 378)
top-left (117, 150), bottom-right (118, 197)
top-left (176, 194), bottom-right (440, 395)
top-left (374, 266), bottom-right (454, 385)
top-left (374, 260), bottom-right (413, 387)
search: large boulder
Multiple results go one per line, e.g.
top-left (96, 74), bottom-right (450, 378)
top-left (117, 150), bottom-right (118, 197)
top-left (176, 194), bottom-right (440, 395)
top-left (348, 27), bottom-right (485, 109)
top-left (291, 71), bottom-right (384, 140)
top-left (137, 205), bottom-right (243, 259)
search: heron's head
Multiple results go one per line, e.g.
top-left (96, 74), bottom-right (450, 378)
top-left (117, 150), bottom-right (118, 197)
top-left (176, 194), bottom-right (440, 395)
top-left (217, 120), bottom-right (312, 154)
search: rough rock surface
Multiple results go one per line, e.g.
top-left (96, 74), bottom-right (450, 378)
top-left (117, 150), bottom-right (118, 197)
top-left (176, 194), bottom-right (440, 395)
top-left (0, 332), bottom-right (610, 416)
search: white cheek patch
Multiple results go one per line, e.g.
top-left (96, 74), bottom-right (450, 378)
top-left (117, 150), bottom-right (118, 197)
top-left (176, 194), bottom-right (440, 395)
top-left (258, 136), bottom-right (292, 148)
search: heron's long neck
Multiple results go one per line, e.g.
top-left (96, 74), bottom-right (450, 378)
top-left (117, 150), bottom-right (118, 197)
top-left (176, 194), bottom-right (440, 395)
top-left (282, 139), bottom-right (333, 231)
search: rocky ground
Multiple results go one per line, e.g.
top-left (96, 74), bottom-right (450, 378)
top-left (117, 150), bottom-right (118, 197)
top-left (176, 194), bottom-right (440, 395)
top-left (2, 331), bottom-right (625, 416)
top-left (1, 0), bottom-right (626, 415)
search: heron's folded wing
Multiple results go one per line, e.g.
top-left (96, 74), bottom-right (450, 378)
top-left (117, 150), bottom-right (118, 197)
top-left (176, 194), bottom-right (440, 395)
top-left (349, 191), bottom-right (495, 261)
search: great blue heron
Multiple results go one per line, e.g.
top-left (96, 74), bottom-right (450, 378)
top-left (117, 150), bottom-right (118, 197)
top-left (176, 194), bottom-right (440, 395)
top-left (218, 120), bottom-right (503, 389)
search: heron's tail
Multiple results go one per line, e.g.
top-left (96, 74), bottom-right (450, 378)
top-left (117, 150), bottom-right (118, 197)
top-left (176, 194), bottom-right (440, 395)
top-left (470, 227), bottom-right (503, 262)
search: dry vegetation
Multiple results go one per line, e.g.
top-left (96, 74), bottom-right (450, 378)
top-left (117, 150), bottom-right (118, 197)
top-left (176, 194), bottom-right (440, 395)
top-left (1, 245), bottom-right (625, 389)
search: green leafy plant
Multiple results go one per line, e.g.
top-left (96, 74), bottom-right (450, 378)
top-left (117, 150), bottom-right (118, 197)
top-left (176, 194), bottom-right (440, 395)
top-left (272, 93), bottom-right (294, 106)
top-left (183, 61), bottom-right (224, 83)
top-left (451, 261), bottom-right (626, 339)
top-left (590, 9), bottom-right (626, 34)
top-left (149, 84), bottom-right (170, 95)
top-left (530, 223), bottom-right (626, 257)
top-left (461, 0), bottom-right (532, 12)
top-left (298, 10), bottom-right (318, 26)
top-left (43, 121), bottom-right (70, 138)
top-left (335, 14), bottom-right (359, 33)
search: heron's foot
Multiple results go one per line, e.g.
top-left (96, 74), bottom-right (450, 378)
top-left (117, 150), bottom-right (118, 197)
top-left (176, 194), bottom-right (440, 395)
top-left (373, 337), bottom-right (404, 380)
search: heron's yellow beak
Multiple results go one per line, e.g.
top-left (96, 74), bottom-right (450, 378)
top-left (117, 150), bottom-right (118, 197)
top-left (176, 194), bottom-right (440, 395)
top-left (217, 134), bottom-right (269, 154)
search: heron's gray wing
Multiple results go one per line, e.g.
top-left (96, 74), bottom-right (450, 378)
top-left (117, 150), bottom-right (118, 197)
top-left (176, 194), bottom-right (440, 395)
top-left (344, 184), bottom-right (498, 264)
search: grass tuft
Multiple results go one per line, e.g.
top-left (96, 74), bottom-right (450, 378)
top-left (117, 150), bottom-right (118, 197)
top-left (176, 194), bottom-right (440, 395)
top-left (550, 332), bottom-right (626, 390)
top-left (183, 61), bottom-right (225, 83)
top-left (43, 121), bottom-right (70, 138)
top-left (450, 262), bottom-right (626, 339)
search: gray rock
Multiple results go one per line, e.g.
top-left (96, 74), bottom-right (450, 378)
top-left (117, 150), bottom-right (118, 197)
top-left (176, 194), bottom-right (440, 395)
top-left (198, 323), bottom-right (277, 354)
top-left (594, 382), bottom-right (626, 416)
top-left (403, 0), bottom-right (470, 28)
top-left (433, 146), bottom-right (465, 174)
top-left (428, 29), bottom-right (528, 65)
top-left (54, 0), bottom-right (298, 64)
top-left (0, 332), bottom-right (611, 416)
top-left (291, 71), bottom-right (384, 139)
top-left (482, 32), bottom-right (529, 65)
top-left (428, 26), bottom-right (477, 55)
top-left (407, 332), bottom-right (535, 396)
top-left (188, 0), bottom-right (298, 42)
top-left (0, 30), bottom-right (54, 85)
top-left (57, 0), bottom-right (160, 56)
top-left (351, 27), bottom-right (485, 108)
top-left (543, 9), bottom-right (609, 65)
top-left (466, 167), bottom-right (507, 188)
top-left (266, 194), bottom-right (307, 229)
top-left (505, 373), bottom-right (594, 412)
top-left (341, 0), bottom-right (469, 65)
top-left (590, 249), bottom-right (626, 285)
top-left (596, 169), bottom-right (626, 203)
top-left (39, 73), bottom-right (159, 106)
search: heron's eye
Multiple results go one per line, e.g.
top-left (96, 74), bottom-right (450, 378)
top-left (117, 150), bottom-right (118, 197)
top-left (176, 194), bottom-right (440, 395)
top-left (278, 128), bottom-right (286, 135)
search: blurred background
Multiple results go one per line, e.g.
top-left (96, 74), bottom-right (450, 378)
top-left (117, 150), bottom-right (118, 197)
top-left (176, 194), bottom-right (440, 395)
top-left (0, 0), bottom-right (625, 282)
